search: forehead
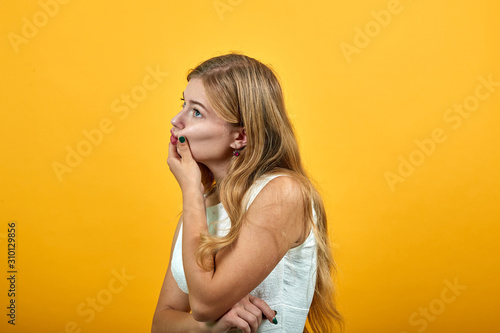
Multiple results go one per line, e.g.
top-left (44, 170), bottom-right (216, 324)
top-left (184, 78), bottom-right (207, 99)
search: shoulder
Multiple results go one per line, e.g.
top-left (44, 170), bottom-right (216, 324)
top-left (264, 174), bottom-right (302, 194)
top-left (250, 172), bottom-right (304, 208)
top-left (243, 172), bottom-right (307, 245)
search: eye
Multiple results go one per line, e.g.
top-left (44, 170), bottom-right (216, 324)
top-left (180, 97), bottom-right (203, 118)
top-left (193, 109), bottom-right (202, 118)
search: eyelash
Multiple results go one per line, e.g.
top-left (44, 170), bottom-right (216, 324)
top-left (180, 98), bottom-right (202, 118)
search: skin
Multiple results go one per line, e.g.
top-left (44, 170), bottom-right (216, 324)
top-left (152, 78), bottom-right (307, 332)
top-left (169, 78), bottom-right (246, 183)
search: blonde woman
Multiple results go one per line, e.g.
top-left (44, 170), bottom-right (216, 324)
top-left (152, 53), bottom-right (342, 333)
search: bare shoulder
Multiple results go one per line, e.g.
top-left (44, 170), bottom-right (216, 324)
top-left (243, 173), bottom-right (307, 246)
top-left (251, 174), bottom-right (305, 210)
top-left (248, 175), bottom-right (304, 223)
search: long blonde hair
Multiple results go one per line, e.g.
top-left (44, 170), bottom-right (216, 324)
top-left (187, 53), bottom-right (343, 332)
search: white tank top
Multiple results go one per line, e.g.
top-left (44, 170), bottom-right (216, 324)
top-left (171, 174), bottom-right (317, 332)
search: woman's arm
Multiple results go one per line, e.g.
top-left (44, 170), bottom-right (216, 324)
top-left (152, 217), bottom-right (206, 332)
top-left (152, 216), bottom-right (277, 332)
top-left (168, 140), bottom-right (306, 322)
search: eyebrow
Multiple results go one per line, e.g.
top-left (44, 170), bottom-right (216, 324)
top-left (182, 92), bottom-right (207, 111)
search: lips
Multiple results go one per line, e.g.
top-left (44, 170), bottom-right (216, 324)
top-left (170, 129), bottom-right (178, 145)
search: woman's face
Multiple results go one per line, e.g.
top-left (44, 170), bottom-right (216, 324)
top-left (170, 78), bottom-right (241, 167)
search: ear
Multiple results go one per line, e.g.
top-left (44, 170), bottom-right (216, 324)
top-left (230, 127), bottom-right (247, 149)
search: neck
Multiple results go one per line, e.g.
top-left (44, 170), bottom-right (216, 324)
top-left (205, 159), bottom-right (231, 189)
top-left (204, 167), bottom-right (226, 206)
top-left (212, 168), bottom-right (227, 187)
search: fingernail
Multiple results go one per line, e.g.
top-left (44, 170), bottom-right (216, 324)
top-left (179, 136), bottom-right (185, 143)
top-left (274, 310), bottom-right (277, 316)
top-left (273, 317), bottom-right (278, 325)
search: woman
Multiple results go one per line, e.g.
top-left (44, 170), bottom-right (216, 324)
top-left (152, 53), bottom-right (342, 332)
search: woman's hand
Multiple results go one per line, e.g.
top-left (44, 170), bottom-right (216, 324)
top-left (204, 294), bottom-right (276, 333)
top-left (167, 136), bottom-right (204, 194)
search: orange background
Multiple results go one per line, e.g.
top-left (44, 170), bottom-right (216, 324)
top-left (1, 0), bottom-right (499, 332)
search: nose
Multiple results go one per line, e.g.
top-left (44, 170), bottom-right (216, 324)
top-left (171, 110), bottom-right (184, 129)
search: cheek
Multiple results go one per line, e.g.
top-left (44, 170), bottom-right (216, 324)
top-left (183, 125), bottom-right (232, 158)
top-left (183, 126), bottom-right (221, 143)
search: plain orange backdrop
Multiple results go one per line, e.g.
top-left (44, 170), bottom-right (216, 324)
top-left (1, 0), bottom-right (499, 332)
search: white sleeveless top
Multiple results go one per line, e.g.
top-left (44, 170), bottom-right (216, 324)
top-left (171, 174), bottom-right (318, 332)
